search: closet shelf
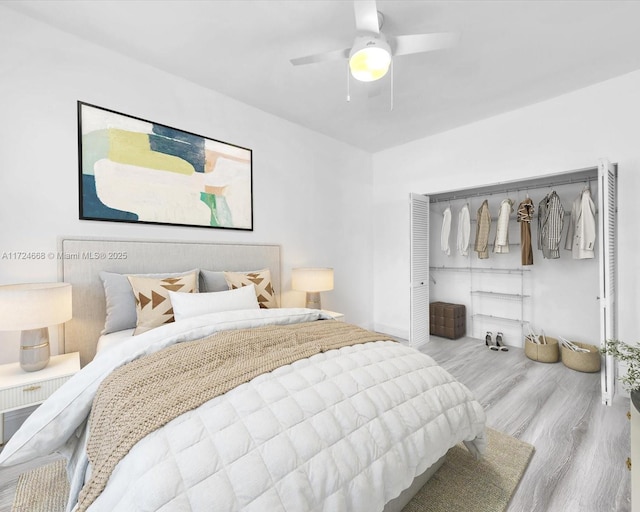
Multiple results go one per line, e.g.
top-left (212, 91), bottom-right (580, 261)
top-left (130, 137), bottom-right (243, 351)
top-left (428, 167), bottom-right (598, 204)
top-left (471, 291), bottom-right (530, 300)
top-left (430, 266), bottom-right (529, 274)
top-left (472, 313), bottom-right (527, 325)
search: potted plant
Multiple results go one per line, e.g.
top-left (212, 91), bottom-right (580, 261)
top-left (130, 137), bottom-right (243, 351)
top-left (602, 339), bottom-right (640, 410)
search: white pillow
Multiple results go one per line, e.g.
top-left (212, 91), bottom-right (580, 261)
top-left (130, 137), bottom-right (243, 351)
top-left (169, 284), bottom-right (259, 322)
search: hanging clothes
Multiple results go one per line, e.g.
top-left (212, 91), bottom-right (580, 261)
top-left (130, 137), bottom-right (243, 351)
top-left (441, 206), bottom-right (452, 255)
top-left (493, 198), bottom-right (514, 253)
top-left (565, 187), bottom-right (596, 259)
top-left (537, 194), bottom-right (548, 254)
top-left (457, 203), bottom-right (471, 256)
top-left (474, 200), bottom-right (491, 259)
top-left (538, 191), bottom-right (565, 259)
top-left (517, 198), bottom-right (534, 266)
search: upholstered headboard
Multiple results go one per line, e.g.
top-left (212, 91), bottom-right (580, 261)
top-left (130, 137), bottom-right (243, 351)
top-left (58, 237), bottom-right (281, 366)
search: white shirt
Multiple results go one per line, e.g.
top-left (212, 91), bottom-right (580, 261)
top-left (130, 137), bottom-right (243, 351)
top-left (457, 204), bottom-right (471, 256)
top-left (565, 188), bottom-right (596, 259)
top-left (494, 199), bottom-right (514, 254)
top-left (441, 206), bottom-right (452, 255)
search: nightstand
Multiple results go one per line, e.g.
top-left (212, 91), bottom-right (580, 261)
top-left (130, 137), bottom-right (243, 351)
top-left (322, 310), bottom-right (345, 322)
top-left (0, 352), bottom-right (80, 444)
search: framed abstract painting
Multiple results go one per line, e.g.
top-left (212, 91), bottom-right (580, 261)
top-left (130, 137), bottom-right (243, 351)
top-left (78, 101), bottom-right (253, 230)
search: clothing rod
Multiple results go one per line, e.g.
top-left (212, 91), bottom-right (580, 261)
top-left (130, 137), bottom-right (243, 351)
top-left (429, 172), bottom-right (598, 204)
top-left (434, 208), bottom-right (599, 217)
top-left (429, 266), bottom-right (529, 274)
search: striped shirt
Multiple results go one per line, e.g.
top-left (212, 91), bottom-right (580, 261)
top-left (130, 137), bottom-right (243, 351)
top-left (538, 191), bottom-right (564, 259)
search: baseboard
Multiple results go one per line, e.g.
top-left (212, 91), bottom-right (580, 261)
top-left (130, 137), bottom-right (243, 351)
top-left (374, 323), bottom-right (409, 342)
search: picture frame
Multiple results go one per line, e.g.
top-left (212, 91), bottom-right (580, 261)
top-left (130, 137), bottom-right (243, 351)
top-left (78, 101), bottom-right (253, 231)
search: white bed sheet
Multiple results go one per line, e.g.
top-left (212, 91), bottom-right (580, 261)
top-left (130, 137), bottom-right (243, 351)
top-left (95, 328), bottom-right (135, 354)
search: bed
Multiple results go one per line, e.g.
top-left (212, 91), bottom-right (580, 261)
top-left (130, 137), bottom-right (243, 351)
top-left (0, 238), bottom-right (486, 512)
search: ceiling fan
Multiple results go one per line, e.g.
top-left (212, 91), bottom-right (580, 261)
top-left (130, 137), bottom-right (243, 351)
top-left (290, 0), bottom-right (459, 84)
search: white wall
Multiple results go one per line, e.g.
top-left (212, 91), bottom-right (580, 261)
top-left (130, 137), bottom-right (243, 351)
top-left (0, 7), bottom-right (373, 364)
top-left (373, 69), bottom-right (640, 346)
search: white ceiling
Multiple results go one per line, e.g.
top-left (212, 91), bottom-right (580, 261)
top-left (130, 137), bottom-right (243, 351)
top-left (4, 0), bottom-right (640, 152)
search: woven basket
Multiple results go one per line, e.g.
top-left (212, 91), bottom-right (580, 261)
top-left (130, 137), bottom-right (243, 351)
top-left (524, 335), bottom-right (560, 363)
top-left (561, 342), bottom-right (601, 373)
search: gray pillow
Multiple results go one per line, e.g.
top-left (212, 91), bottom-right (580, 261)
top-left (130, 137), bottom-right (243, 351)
top-left (199, 270), bottom-right (229, 293)
top-left (100, 269), bottom-right (200, 335)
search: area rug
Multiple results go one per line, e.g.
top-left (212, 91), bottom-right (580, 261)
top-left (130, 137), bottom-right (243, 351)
top-left (12, 427), bottom-right (533, 512)
top-left (11, 458), bottom-right (68, 512)
top-left (402, 427), bottom-right (535, 512)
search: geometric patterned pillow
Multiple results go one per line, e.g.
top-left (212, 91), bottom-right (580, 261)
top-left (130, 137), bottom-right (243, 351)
top-left (224, 269), bottom-right (278, 309)
top-left (127, 271), bottom-right (198, 335)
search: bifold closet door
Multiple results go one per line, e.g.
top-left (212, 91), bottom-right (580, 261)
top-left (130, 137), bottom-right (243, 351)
top-left (598, 160), bottom-right (617, 405)
top-left (410, 193), bottom-right (430, 345)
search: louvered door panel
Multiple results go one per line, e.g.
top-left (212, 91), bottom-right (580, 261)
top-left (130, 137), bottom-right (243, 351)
top-left (410, 193), bottom-right (430, 345)
top-left (598, 160), bottom-right (617, 405)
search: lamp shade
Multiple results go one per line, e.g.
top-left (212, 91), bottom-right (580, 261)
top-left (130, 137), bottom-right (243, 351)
top-left (291, 268), bottom-right (334, 292)
top-left (0, 282), bottom-right (72, 331)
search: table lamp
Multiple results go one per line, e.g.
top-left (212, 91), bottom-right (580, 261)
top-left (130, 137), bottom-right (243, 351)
top-left (291, 268), bottom-right (334, 309)
top-left (0, 282), bottom-right (72, 372)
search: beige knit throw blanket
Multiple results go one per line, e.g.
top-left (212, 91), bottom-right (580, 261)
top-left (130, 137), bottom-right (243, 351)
top-left (76, 320), bottom-right (386, 511)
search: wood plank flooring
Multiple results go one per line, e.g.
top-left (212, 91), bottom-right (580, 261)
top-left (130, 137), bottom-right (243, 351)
top-left (0, 336), bottom-right (630, 512)
top-left (418, 335), bottom-right (630, 512)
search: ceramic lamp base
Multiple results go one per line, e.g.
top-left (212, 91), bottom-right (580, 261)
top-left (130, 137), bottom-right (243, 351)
top-left (305, 291), bottom-right (322, 309)
top-left (20, 327), bottom-right (50, 372)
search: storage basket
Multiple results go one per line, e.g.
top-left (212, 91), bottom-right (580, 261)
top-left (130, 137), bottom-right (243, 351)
top-left (561, 342), bottom-right (601, 373)
top-left (524, 335), bottom-right (560, 363)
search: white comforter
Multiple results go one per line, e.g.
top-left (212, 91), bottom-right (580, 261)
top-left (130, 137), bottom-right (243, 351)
top-left (0, 309), bottom-right (486, 512)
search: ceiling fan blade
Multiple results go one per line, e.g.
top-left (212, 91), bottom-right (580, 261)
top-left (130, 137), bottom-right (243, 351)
top-left (354, 0), bottom-right (380, 35)
top-left (392, 32), bottom-right (460, 56)
top-left (290, 47), bottom-right (351, 66)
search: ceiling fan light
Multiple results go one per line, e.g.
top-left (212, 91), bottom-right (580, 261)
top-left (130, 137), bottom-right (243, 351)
top-left (349, 47), bottom-right (391, 81)
top-left (349, 35), bottom-right (391, 82)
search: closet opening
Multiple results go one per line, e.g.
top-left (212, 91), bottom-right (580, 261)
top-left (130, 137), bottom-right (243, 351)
top-left (410, 162), bottom-right (617, 405)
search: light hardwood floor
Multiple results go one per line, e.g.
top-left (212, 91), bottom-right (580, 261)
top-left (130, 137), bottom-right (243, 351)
top-left (418, 335), bottom-right (630, 512)
top-left (0, 336), bottom-right (630, 512)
